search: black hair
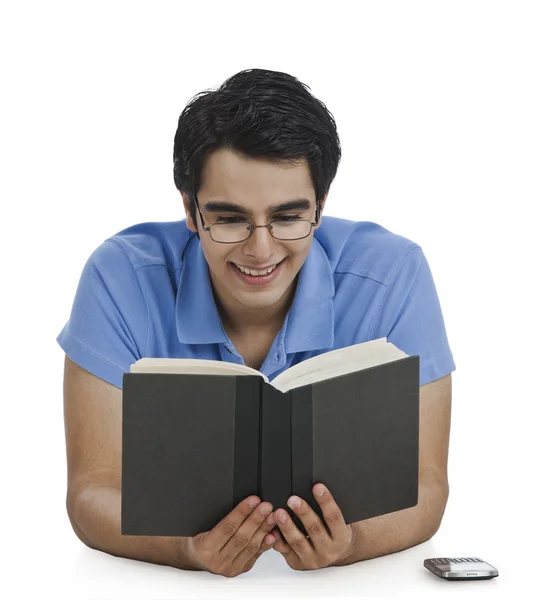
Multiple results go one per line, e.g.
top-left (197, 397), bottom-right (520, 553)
top-left (172, 68), bottom-right (341, 229)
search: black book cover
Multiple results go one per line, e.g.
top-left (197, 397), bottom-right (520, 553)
top-left (121, 354), bottom-right (420, 537)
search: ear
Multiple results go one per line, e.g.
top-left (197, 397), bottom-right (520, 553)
top-left (314, 192), bottom-right (328, 230)
top-left (181, 192), bottom-right (198, 234)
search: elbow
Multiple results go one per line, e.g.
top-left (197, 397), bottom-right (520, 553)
top-left (418, 481), bottom-right (450, 543)
top-left (66, 489), bottom-right (94, 549)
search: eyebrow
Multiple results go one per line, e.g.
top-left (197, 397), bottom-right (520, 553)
top-left (202, 198), bottom-right (312, 216)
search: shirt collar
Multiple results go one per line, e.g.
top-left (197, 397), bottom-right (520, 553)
top-left (176, 232), bottom-right (334, 353)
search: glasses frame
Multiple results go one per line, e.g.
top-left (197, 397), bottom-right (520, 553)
top-left (192, 193), bottom-right (320, 244)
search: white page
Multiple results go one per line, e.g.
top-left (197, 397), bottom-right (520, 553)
top-left (130, 357), bottom-right (269, 381)
top-left (271, 338), bottom-right (408, 392)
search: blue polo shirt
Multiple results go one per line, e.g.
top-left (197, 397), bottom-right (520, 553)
top-left (56, 216), bottom-right (456, 389)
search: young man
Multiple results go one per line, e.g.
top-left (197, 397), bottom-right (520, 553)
top-left (57, 68), bottom-right (455, 577)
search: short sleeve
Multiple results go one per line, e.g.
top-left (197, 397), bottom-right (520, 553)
top-left (372, 246), bottom-right (456, 386)
top-left (56, 239), bottom-right (148, 389)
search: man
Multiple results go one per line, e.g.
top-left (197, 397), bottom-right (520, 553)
top-left (57, 68), bottom-right (455, 577)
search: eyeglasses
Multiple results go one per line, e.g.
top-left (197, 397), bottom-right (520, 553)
top-left (192, 194), bottom-right (320, 244)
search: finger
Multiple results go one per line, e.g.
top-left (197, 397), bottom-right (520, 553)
top-left (210, 496), bottom-right (261, 551)
top-left (231, 510), bottom-right (277, 569)
top-left (286, 494), bottom-right (331, 549)
top-left (241, 530), bottom-right (276, 573)
top-left (220, 501), bottom-right (274, 561)
top-left (312, 484), bottom-right (349, 539)
top-left (273, 508), bottom-right (315, 560)
top-left (270, 528), bottom-right (292, 555)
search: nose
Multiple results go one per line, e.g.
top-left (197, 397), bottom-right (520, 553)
top-left (242, 224), bottom-right (277, 261)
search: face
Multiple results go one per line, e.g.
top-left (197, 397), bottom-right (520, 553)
top-left (181, 148), bottom-right (326, 326)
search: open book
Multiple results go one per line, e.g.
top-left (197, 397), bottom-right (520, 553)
top-left (121, 338), bottom-right (420, 537)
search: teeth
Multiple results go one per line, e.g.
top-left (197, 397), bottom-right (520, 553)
top-left (235, 262), bottom-right (279, 276)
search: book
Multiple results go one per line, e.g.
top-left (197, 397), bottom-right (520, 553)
top-left (121, 337), bottom-right (420, 538)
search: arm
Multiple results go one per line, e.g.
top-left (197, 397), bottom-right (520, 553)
top-left (63, 355), bottom-right (201, 571)
top-left (331, 478), bottom-right (448, 566)
top-left (68, 473), bottom-right (200, 570)
top-left (333, 373), bottom-right (452, 566)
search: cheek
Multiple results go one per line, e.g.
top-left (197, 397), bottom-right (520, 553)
top-left (198, 239), bottom-right (228, 271)
top-left (289, 244), bottom-right (310, 265)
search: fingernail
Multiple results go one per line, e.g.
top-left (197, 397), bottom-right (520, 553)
top-left (287, 496), bottom-right (301, 509)
top-left (315, 485), bottom-right (325, 496)
top-left (278, 512), bottom-right (287, 523)
top-left (248, 498), bottom-right (260, 508)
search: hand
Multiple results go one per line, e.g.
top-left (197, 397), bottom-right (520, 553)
top-left (185, 496), bottom-right (277, 577)
top-left (271, 484), bottom-right (353, 571)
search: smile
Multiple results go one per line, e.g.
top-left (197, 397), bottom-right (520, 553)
top-left (230, 257), bottom-right (287, 285)
top-left (231, 258), bottom-right (285, 276)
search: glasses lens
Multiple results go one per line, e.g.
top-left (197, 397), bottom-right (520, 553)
top-left (210, 223), bottom-right (251, 243)
top-left (210, 220), bottom-right (312, 243)
top-left (271, 220), bottom-right (312, 240)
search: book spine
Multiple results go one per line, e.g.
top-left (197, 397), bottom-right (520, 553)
top-left (289, 384), bottom-right (325, 537)
top-left (258, 383), bottom-right (292, 515)
top-left (233, 376), bottom-right (263, 506)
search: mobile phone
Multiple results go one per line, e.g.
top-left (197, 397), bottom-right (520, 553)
top-left (424, 557), bottom-right (499, 580)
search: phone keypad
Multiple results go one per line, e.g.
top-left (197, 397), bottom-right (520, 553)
top-left (430, 558), bottom-right (482, 565)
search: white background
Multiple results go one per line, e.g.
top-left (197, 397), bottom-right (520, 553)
top-left (1, 1), bottom-right (535, 598)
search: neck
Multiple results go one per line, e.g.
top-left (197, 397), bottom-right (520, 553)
top-left (212, 277), bottom-right (298, 336)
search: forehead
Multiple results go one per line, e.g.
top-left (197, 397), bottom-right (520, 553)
top-left (199, 148), bottom-right (314, 205)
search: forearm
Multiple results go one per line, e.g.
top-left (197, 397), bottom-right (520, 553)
top-left (68, 485), bottom-right (202, 571)
top-left (332, 479), bottom-right (448, 567)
